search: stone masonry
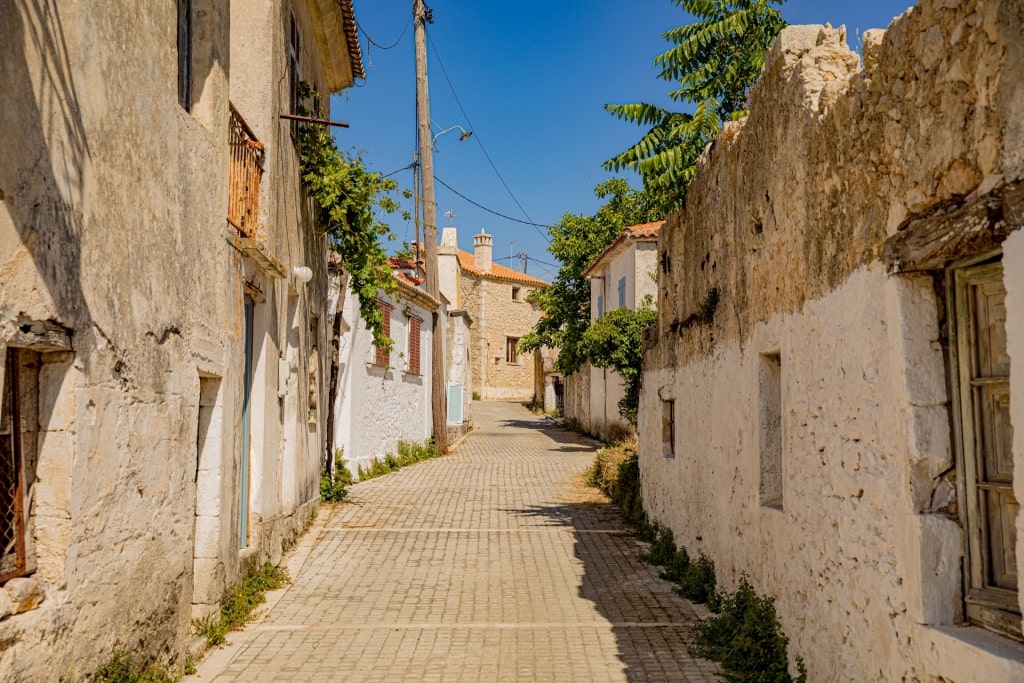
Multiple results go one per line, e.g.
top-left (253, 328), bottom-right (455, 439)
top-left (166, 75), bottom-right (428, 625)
top-left (640, 1), bottom-right (1024, 681)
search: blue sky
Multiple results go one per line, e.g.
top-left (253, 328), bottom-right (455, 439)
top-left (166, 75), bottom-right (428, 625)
top-left (338, 0), bottom-right (916, 281)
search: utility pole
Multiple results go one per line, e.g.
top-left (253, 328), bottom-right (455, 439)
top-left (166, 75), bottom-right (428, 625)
top-left (414, 0), bottom-right (448, 452)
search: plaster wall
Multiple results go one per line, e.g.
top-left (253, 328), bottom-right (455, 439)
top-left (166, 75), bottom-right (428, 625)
top-left (333, 285), bottom-right (434, 476)
top-left (0, 0), bottom-right (336, 677)
top-left (447, 311), bottom-right (473, 424)
top-left (641, 1), bottom-right (1024, 680)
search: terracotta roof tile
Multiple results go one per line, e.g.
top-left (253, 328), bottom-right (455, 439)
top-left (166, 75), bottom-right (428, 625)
top-left (457, 251), bottom-right (550, 287)
top-left (582, 221), bottom-right (664, 277)
top-left (339, 0), bottom-right (366, 81)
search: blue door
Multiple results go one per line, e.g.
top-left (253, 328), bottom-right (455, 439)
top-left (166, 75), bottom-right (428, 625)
top-left (239, 296), bottom-right (254, 549)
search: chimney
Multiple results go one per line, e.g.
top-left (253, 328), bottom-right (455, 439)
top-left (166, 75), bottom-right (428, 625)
top-left (473, 229), bottom-right (493, 272)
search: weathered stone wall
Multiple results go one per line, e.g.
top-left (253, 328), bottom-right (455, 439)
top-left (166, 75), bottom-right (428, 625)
top-left (641, 1), bottom-right (1024, 681)
top-left (0, 0), bottom-right (337, 678)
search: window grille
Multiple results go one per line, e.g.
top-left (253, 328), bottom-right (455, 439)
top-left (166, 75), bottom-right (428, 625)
top-left (0, 349), bottom-right (27, 582)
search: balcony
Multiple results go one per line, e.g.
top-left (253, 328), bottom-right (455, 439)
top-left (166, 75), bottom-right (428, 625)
top-left (227, 106), bottom-right (264, 237)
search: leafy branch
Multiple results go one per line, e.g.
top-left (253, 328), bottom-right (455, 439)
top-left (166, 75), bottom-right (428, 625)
top-left (604, 0), bottom-right (786, 213)
top-left (296, 82), bottom-right (410, 351)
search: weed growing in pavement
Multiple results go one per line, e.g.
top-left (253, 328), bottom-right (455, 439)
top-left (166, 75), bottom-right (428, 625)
top-left (94, 650), bottom-right (182, 683)
top-left (643, 524), bottom-right (678, 566)
top-left (357, 439), bottom-right (441, 481)
top-left (191, 563), bottom-right (290, 647)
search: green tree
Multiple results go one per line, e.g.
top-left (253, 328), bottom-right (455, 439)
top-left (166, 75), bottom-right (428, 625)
top-left (604, 0), bottom-right (786, 212)
top-left (296, 83), bottom-right (410, 351)
top-left (581, 298), bottom-right (658, 425)
top-left (520, 179), bottom-right (661, 375)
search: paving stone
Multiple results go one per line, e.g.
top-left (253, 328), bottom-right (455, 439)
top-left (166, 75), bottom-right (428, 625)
top-left (192, 402), bottom-right (722, 682)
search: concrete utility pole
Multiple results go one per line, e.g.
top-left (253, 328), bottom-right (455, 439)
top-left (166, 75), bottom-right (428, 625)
top-left (415, 0), bottom-right (448, 452)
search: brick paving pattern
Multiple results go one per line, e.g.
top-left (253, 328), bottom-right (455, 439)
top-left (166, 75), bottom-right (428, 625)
top-left (195, 402), bottom-right (722, 682)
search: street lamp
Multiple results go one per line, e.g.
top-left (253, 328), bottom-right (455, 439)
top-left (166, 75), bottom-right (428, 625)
top-left (431, 124), bottom-right (473, 149)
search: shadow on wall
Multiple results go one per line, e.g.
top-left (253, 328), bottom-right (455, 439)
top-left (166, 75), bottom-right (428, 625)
top-left (1, 0), bottom-right (93, 339)
top-left (503, 499), bottom-right (722, 681)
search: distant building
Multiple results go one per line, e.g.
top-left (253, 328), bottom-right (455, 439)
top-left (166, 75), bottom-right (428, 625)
top-left (438, 228), bottom-right (549, 402)
top-left (565, 221), bottom-right (663, 438)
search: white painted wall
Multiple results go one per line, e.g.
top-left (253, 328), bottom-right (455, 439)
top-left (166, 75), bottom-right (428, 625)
top-left (333, 283), bottom-right (434, 476)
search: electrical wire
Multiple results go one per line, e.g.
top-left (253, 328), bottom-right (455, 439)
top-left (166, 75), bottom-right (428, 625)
top-left (434, 175), bottom-right (552, 229)
top-left (425, 29), bottom-right (550, 244)
top-left (356, 15), bottom-right (412, 50)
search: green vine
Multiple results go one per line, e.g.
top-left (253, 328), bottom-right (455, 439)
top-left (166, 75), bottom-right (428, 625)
top-left (296, 82), bottom-right (409, 351)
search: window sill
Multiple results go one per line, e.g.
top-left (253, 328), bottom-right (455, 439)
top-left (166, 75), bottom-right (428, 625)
top-left (913, 623), bottom-right (1024, 681)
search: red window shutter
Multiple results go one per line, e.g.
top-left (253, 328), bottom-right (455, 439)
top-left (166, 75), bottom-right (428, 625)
top-left (409, 316), bottom-right (422, 375)
top-left (374, 301), bottom-right (392, 366)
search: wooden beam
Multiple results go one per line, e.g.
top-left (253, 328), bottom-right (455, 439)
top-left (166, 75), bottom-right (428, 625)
top-left (884, 179), bottom-right (1023, 273)
top-left (9, 316), bottom-right (73, 352)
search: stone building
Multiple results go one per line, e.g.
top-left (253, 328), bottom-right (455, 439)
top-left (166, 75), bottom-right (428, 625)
top-left (329, 259), bottom-right (441, 475)
top-left (0, 0), bottom-right (362, 677)
top-left (639, 2), bottom-right (1024, 680)
top-left (567, 221), bottom-right (662, 438)
top-left (438, 227), bottom-right (549, 402)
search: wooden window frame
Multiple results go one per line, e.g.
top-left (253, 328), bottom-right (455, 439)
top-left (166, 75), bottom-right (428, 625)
top-left (618, 277), bottom-right (626, 308)
top-left (948, 255), bottom-right (1021, 640)
top-left (505, 337), bottom-right (520, 365)
top-left (661, 399), bottom-right (675, 458)
top-left (511, 286), bottom-right (521, 302)
top-left (373, 301), bottom-right (393, 368)
top-left (177, 0), bottom-right (192, 111)
top-left (407, 315), bottom-right (422, 376)
top-left (288, 14), bottom-right (302, 142)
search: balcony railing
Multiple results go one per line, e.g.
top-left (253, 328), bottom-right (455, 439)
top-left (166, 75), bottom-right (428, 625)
top-left (227, 106), bottom-right (264, 237)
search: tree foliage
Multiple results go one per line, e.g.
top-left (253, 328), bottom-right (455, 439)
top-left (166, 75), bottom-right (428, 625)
top-left (581, 298), bottom-right (658, 425)
top-left (604, 0), bottom-right (786, 213)
top-left (519, 179), bottom-right (661, 375)
top-left (297, 83), bottom-right (409, 351)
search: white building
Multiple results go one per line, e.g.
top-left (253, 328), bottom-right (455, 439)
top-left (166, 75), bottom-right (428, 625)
top-left (571, 221), bottom-right (662, 438)
top-left (330, 260), bottom-right (441, 475)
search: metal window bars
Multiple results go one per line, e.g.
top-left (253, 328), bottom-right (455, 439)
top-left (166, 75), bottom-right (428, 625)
top-left (227, 106), bottom-right (264, 237)
top-left (0, 349), bottom-right (27, 582)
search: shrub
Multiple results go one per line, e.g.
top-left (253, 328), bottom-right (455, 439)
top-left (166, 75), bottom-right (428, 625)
top-left (358, 440), bottom-right (441, 482)
top-left (692, 575), bottom-right (806, 683)
top-left (677, 552), bottom-right (718, 607)
top-left (320, 454), bottom-right (353, 503)
top-left (643, 524), bottom-right (678, 567)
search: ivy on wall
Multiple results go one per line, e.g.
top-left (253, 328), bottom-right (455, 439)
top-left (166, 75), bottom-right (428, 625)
top-left (296, 82), bottom-right (410, 351)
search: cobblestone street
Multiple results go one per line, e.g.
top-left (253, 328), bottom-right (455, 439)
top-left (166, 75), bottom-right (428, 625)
top-left (191, 402), bottom-right (721, 682)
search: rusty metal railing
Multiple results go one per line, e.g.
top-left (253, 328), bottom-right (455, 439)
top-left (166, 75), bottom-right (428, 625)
top-left (227, 106), bottom-right (264, 237)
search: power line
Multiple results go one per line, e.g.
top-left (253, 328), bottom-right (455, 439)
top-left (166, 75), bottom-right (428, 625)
top-left (356, 15), bottom-right (412, 50)
top-left (434, 175), bottom-right (552, 229)
top-left (425, 29), bottom-right (550, 244)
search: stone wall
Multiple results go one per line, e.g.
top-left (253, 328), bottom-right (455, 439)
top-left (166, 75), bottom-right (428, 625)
top-left (0, 0), bottom-right (338, 677)
top-left (462, 274), bottom-right (542, 401)
top-left (641, 1), bottom-right (1024, 681)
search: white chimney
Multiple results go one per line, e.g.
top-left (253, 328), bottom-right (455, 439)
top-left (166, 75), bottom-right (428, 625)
top-left (473, 229), bottom-right (493, 273)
